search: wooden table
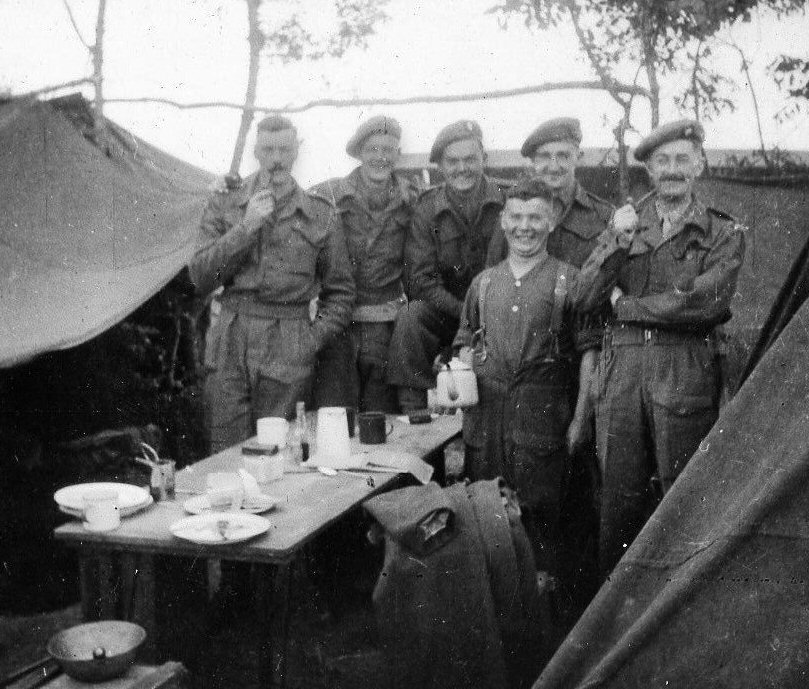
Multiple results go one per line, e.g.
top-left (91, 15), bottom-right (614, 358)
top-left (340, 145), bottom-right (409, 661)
top-left (53, 414), bottom-right (461, 688)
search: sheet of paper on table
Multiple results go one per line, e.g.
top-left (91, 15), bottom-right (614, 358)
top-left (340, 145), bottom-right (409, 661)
top-left (308, 448), bottom-right (434, 484)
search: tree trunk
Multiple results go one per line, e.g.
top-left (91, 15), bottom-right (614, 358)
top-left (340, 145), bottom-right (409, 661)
top-left (614, 108), bottom-right (631, 201)
top-left (641, 35), bottom-right (660, 128)
top-left (229, 0), bottom-right (264, 180)
top-left (92, 0), bottom-right (108, 153)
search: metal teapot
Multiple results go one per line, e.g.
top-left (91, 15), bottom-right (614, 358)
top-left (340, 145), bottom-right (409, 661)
top-left (433, 357), bottom-right (479, 408)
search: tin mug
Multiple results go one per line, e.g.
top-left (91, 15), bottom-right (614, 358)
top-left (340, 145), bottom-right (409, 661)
top-left (150, 459), bottom-right (176, 501)
top-left (358, 412), bottom-right (393, 445)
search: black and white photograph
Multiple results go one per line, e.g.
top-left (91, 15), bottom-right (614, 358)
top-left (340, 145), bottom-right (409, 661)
top-left (1, 1), bottom-right (808, 687)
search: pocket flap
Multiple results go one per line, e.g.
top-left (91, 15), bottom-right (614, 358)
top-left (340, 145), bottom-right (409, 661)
top-left (258, 361), bottom-right (311, 385)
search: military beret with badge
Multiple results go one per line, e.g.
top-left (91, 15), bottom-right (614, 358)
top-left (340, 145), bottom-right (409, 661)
top-left (520, 117), bottom-right (582, 158)
top-left (346, 115), bottom-right (402, 159)
top-left (634, 119), bottom-right (705, 162)
top-left (429, 119), bottom-right (483, 164)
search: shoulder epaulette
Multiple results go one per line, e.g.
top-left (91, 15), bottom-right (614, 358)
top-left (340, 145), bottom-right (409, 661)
top-left (707, 207), bottom-right (746, 231)
top-left (583, 189), bottom-right (612, 208)
top-left (415, 184), bottom-right (441, 203)
top-left (490, 176), bottom-right (515, 192)
top-left (306, 187), bottom-right (338, 209)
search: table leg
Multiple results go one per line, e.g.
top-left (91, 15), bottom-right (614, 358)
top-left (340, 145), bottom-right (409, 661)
top-left (79, 553), bottom-right (118, 620)
top-left (132, 554), bottom-right (158, 661)
top-left (256, 562), bottom-right (293, 689)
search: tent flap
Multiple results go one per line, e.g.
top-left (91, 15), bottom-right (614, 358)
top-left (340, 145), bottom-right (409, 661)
top-left (536, 297), bottom-right (809, 688)
top-left (0, 96), bottom-right (211, 367)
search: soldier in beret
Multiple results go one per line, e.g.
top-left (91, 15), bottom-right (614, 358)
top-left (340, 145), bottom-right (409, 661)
top-left (594, 119), bottom-right (746, 573)
top-left (388, 119), bottom-right (508, 411)
top-left (311, 116), bottom-right (417, 412)
top-left (189, 115), bottom-right (355, 451)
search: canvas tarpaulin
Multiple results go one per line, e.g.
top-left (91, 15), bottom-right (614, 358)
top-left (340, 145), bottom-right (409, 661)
top-left (0, 95), bottom-right (211, 368)
top-left (534, 287), bottom-right (809, 686)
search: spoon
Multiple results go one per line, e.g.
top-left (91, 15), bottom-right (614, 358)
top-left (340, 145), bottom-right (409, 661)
top-left (318, 467), bottom-right (338, 477)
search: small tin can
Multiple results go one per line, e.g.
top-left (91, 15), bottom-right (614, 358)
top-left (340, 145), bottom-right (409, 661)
top-left (150, 459), bottom-right (176, 501)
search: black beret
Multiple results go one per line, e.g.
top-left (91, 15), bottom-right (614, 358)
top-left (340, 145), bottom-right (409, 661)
top-left (634, 119), bottom-right (705, 162)
top-left (505, 178), bottom-right (555, 204)
top-left (429, 120), bottom-right (483, 164)
top-left (345, 115), bottom-right (402, 159)
top-left (521, 117), bottom-right (582, 158)
top-left (256, 114), bottom-right (295, 133)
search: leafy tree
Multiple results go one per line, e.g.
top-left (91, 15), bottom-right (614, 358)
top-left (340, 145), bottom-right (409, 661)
top-left (228, 0), bottom-right (388, 179)
top-left (491, 0), bottom-right (804, 192)
top-left (769, 55), bottom-right (809, 121)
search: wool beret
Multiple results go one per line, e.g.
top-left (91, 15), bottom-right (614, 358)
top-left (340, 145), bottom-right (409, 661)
top-left (256, 114), bottom-right (296, 133)
top-left (505, 177), bottom-right (555, 204)
top-left (520, 117), bottom-right (582, 158)
top-left (429, 120), bottom-right (483, 164)
top-left (634, 119), bottom-right (705, 162)
top-left (346, 115), bottom-right (402, 159)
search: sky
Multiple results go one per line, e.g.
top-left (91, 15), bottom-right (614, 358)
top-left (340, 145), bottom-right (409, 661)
top-left (2, 0), bottom-right (808, 186)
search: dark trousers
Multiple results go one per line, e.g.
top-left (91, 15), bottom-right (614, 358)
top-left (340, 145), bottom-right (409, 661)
top-left (596, 339), bottom-right (718, 574)
top-left (313, 321), bottom-right (398, 413)
top-left (387, 300), bottom-right (459, 390)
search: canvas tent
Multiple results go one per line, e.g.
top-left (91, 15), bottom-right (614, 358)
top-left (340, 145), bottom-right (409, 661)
top-left (0, 94), bottom-right (211, 368)
top-left (535, 194), bottom-right (809, 687)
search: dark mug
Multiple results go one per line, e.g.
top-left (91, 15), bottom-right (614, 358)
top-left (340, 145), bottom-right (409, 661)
top-left (358, 412), bottom-right (393, 444)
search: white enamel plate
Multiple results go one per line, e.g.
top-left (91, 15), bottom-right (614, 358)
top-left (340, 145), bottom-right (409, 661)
top-left (170, 513), bottom-right (270, 545)
top-left (54, 482), bottom-right (151, 516)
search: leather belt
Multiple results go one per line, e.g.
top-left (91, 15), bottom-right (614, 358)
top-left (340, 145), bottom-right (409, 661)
top-left (606, 324), bottom-right (714, 347)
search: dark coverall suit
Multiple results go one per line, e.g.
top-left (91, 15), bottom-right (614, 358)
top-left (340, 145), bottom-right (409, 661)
top-left (595, 195), bottom-right (746, 572)
top-left (189, 174), bottom-right (354, 452)
top-left (453, 242), bottom-right (620, 574)
top-left (388, 177), bottom-right (506, 394)
top-left (311, 168), bottom-right (415, 412)
top-left (487, 182), bottom-right (613, 611)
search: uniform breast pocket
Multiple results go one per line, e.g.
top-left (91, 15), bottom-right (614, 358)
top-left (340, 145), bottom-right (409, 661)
top-left (436, 225), bottom-right (465, 271)
top-left (283, 226), bottom-right (322, 275)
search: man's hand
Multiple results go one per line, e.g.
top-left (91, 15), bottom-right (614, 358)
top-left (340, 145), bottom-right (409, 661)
top-left (242, 189), bottom-right (276, 233)
top-left (612, 203), bottom-right (639, 244)
top-left (610, 286), bottom-right (624, 308)
top-left (566, 413), bottom-right (591, 456)
top-left (457, 346), bottom-right (474, 366)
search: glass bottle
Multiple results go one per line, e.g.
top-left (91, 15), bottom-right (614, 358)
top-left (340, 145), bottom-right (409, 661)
top-left (289, 401), bottom-right (309, 464)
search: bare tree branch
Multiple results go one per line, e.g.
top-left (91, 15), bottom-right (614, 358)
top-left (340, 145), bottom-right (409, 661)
top-left (720, 34), bottom-right (770, 169)
top-left (91, 0), bottom-right (108, 151)
top-left (103, 79), bottom-right (650, 113)
top-left (61, 0), bottom-right (92, 50)
top-left (561, 0), bottom-right (629, 110)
